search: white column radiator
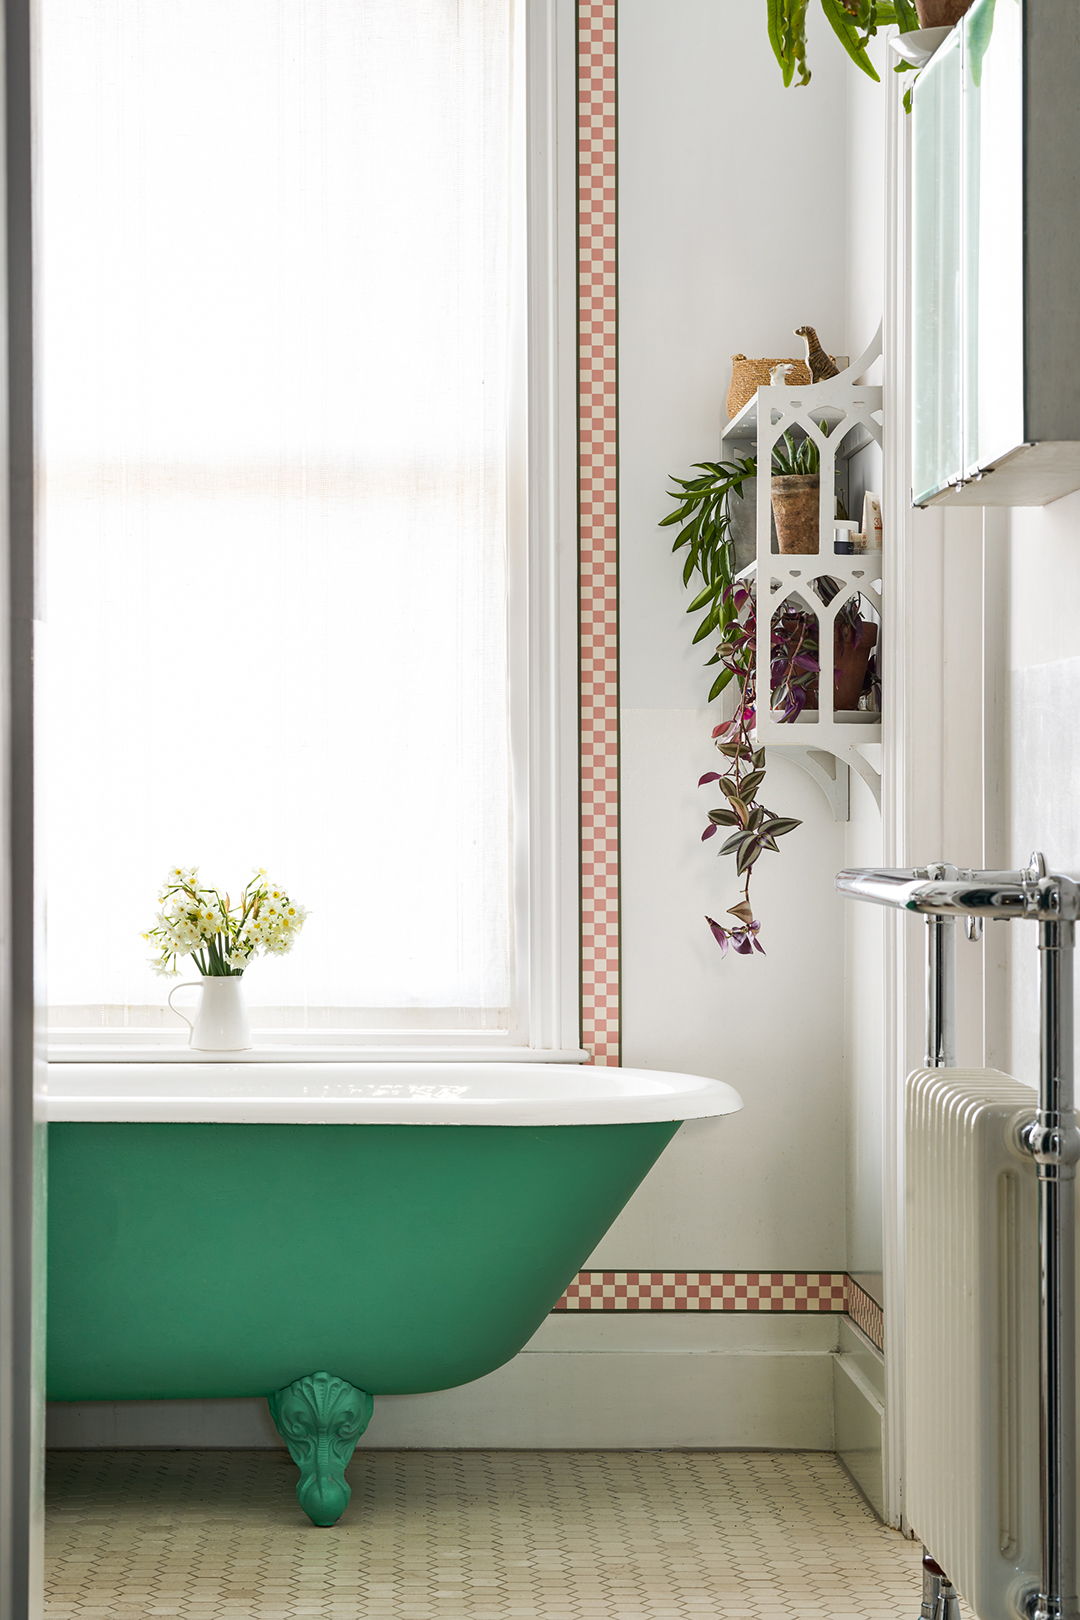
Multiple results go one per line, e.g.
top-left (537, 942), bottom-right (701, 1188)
top-left (905, 1067), bottom-right (1046, 1620)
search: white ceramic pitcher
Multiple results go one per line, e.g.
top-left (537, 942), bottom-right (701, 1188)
top-left (168, 975), bottom-right (252, 1051)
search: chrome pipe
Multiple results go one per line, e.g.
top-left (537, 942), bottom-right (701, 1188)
top-left (925, 914), bottom-right (956, 1070)
top-left (1028, 918), bottom-right (1080, 1620)
top-left (836, 863), bottom-right (1080, 923)
top-left (920, 1553), bottom-right (961, 1620)
top-left (921, 895), bottom-right (957, 1609)
top-left (836, 858), bottom-right (1080, 1620)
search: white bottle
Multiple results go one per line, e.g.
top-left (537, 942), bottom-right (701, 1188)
top-left (861, 492), bottom-right (883, 550)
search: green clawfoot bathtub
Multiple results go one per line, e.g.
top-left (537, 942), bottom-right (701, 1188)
top-left (46, 1062), bottom-right (741, 1525)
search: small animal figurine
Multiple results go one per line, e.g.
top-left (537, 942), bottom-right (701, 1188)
top-left (769, 362), bottom-right (793, 385)
top-left (794, 326), bottom-right (839, 383)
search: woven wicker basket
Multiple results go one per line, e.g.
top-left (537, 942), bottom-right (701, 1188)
top-left (727, 354), bottom-right (814, 420)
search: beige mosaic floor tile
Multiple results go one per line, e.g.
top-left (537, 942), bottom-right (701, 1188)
top-left (46, 1449), bottom-right (926, 1618)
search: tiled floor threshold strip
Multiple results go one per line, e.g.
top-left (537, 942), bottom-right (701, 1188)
top-left (46, 1448), bottom-right (928, 1619)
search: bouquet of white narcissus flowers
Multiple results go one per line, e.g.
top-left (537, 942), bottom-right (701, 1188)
top-left (144, 866), bottom-right (308, 978)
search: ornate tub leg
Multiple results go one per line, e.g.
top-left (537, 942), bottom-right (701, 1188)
top-left (268, 1371), bottom-right (374, 1526)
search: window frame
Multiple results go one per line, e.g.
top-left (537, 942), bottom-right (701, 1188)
top-left (44, 0), bottom-right (583, 1064)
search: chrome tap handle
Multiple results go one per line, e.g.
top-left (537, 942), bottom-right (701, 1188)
top-left (836, 864), bottom-right (1080, 922)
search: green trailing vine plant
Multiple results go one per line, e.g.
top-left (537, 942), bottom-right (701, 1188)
top-left (662, 447), bottom-right (877, 958)
top-left (661, 454), bottom-right (800, 957)
top-left (767, 0), bottom-right (921, 97)
top-left (660, 455), bottom-right (756, 705)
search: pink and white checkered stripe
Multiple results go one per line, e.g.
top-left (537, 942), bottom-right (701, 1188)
top-left (578, 0), bottom-right (620, 1066)
top-left (845, 1277), bottom-right (885, 1352)
top-left (554, 1271), bottom-right (849, 1312)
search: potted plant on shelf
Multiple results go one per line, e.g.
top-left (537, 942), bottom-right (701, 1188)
top-left (768, 0), bottom-right (974, 108)
top-left (833, 599), bottom-right (879, 709)
top-left (911, 0), bottom-right (971, 26)
top-left (771, 427), bottom-right (822, 555)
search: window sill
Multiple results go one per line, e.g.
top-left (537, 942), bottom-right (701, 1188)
top-left (47, 1036), bottom-right (591, 1065)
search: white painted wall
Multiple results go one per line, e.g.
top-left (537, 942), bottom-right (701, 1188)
top-left (1006, 492), bottom-right (1080, 1087)
top-left (613, 0), bottom-right (852, 1277)
top-left (608, 716), bottom-right (847, 1268)
top-left (612, 3), bottom-right (897, 1292)
top-left (843, 773), bottom-right (885, 1279)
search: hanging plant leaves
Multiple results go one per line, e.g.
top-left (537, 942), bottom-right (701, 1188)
top-left (662, 437), bottom-right (839, 961)
top-left (707, 666), bottom-right (736, 702)
top-left (759, 816), bottom-right (802, 840)
top-left (820, 0), bottom-right (880, 80)
top-left (735, 836), bottom-right (764, 876)
top-left (767, 0), bottom-right (922, 88)
top-left (967, 0), bottom-right (997, 86)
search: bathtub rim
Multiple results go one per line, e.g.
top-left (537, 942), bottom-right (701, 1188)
top-left (43, 1060), bottom-right (743, 1126)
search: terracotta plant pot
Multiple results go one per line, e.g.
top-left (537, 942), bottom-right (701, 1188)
top-left (771, 475), bottom-right (819, 555)
top-left (833, 620), bottom-right (879, 711)
top-left (772, 606), bottom-right (879, 715)
top-left (913, 0), bottom-right (971, 27)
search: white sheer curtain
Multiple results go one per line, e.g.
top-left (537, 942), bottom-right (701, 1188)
top-left (39, 0), bottom-right (519, 1029)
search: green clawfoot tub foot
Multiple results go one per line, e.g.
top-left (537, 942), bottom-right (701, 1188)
top-left (268, 1371), bottom-right (374, 1526)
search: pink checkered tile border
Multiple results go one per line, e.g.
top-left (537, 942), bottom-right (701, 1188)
top-left (578, 0), bottom-right (620, 1067)
top-left (845, 1277), bottom-right (885, 1352)
top-left (554, 1272), bottom-right (849, 1313)
top-left (551, 1272), bottom-right (883, 1346)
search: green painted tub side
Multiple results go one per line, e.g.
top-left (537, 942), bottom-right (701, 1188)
top-left (47, 1119), bottom-right (680, 1401)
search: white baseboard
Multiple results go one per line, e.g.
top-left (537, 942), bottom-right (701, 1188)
top-left (47, 1314), bottom-right (840, 1451)
top-left (833, 1319), bottom-right (886, 1518)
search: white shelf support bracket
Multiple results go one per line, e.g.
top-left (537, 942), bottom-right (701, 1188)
top-left (769, 745), bottom-right (850, 822)
top-left (844, 744), bottom-right (882, 808)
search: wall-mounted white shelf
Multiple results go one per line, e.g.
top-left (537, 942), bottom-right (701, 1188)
top-left (720, 328), bottom-right (884, 813)
top-left (725, 394), bottom-right (876, 466)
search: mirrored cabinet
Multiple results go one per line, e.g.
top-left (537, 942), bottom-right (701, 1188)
top-left (911, 0), bottom-right (1080, 507)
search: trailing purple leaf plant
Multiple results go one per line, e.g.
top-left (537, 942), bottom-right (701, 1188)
top-left (694, 582), bottom-right (804, 954)
top-left (663, 456), bottom-right (878, 956)
top-left (661, 454), bottom-right (870, 957)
